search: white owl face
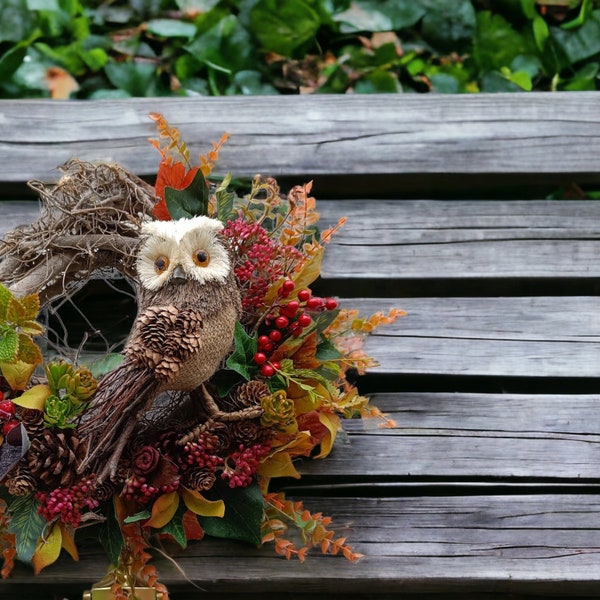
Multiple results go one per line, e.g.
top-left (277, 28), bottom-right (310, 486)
top-left (137, 216), bottom-right (231, 291)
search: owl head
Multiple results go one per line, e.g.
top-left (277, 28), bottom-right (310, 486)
top-left (137, 216), bottom-right (231, 291)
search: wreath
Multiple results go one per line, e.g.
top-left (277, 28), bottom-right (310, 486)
top-left (0, 115), bottom-right (402, 598)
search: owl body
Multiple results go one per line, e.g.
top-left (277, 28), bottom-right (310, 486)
top-left (79, 215), bottom-right (240, 478)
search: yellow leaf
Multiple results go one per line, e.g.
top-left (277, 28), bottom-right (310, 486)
top-left (146, 492), bottom-right (179, 529)
top-left (315, 412), bottom-right (341, 459)
top-left (58, 522), bottom-right (79, 561)
top-left (12, 384), bottom-right (51, 410)
top-left (0, 360), bottom-right (36, 390)
top-left (259, 452), bottom-right (301, 481)
top-left (182, 488), bottom-right (225, 518)
top-left (32, 524), bottom-right (62, 575)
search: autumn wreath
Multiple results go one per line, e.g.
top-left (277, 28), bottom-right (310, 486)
top-left (0, 115), bottom-right (402, 597)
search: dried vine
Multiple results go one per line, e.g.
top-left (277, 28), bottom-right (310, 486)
top-left (0, 159), bottom-right (157, 306)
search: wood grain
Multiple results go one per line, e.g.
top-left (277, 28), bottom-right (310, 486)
top-left (298, 392), bottom-right (600, 481)
top-left (3, 199), bottom-right (600, 282)
top-left (344, 296), bottom-right (600, 378)
top-left (1, 92), bottom-right (600, 182)
top-left (2, 495), bottom-right (600, 598)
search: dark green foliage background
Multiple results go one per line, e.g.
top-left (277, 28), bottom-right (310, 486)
top-left (1, 0), bottom-right (599, 97)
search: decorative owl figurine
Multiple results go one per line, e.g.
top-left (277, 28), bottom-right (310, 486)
top-left (78, 215), bottom-right (241, 480)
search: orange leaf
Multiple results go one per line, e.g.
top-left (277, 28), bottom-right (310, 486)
top-left (315, 412), bottom-right (341, 459)
top-left (32, 524), bottom-right (62, 575)
top-left (45, 67), bottom-right (79, 99)
top-left (182, 510), bottom-right (204, 541)
top-left (58, 523), bottom-right (79, 561)
top-left (146, 492), bottom-right (179, 529)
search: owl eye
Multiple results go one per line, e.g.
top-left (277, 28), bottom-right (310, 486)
top-left (193, 249), bottom-right (210, 267)
top-left (154, 255), bottom-right (170, 274)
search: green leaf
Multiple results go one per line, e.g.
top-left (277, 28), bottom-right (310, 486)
top-left (225, 322), bottom-right (258, 381)
top-left (334, 1), bottom-right (425, 33)
top-left (99, 500), bottom-right (124, 566)
top-left (104, 60), bottom-right (157, 97)
top-left (0, 45), bottom-right (27, 80)
top-left (185, 15), bottom-right (252, 74)
top-left (123, 510), bottom-right (152, 524)
top-left (0, 0), bottom-right (37, 43)
top-left (420, 0), bottom-right (476, 51)
top-left (199, 481), bottom-right (263, 546)
top-left (316, 337), bottom-right (343, 362)
top-left (158, 504), bottom-right (188, 549)
top-left (0, 329), bottom-right (19, 362)
top-left (0, 284), bottom-right (11, 320)
top-left (562, 61), bottom-right (599, 90)
top-left (354, 69), bottom-right (400, 93)
top-left (165, 169), bottom-right (209, 219)
top-left (533, 15), bottom-right (550, 51)
top-left (473, 11), bottom-right (530, 72)
top-left (146, 18), bottom-right (197, 38)
top-left (88, 353), bottom-right (125, 379)
top-left (249, 0), bottom-right (320, 56)
top-left (551, 10), bottom-right (600, 65)
top-left (8, 494), bottom-right (45, 564)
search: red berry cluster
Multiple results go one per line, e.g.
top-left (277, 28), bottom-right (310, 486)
top-left (253, 280), bottom-right (338, 378)
top-left (121, 472), bottom-right (180, 504)
top-left (223, 218), bottom-right (302, 313)
top-left (0, 392), bottom-right (19, 437)
top-left (221, 442), bottom-right (270, 488)
top-left (182, 439), bottom-right (223, 472)
top-left (36, 478), bottom-right (99, 527)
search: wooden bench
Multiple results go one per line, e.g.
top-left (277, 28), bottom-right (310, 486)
top-left (1, 92), bottom-right (600, 598)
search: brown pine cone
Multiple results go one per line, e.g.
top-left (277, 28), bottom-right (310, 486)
top-left (19, 409), bottom-right (46, 439)
top-left (183, 467), bottom-right (216, 491)
top-left (90, 479), bottom-right (117, 503)
top-left (28, 429), bottom-right (86, 489)
top-left (6, 464), bottom-right (37, 496)
top-left (229, 419), bottom-right (262, 445)
top-left (230, 380), bottom-right (269, 410)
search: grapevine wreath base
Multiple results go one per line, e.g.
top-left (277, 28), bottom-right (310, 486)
top-left (0, 116), bottom-right (402, 598)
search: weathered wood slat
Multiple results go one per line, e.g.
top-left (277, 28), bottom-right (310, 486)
top-left (350, 297), bottom-right (600, 378)
top-left (320, 199), bottom-right (600, 281)
top-left (2, 495), bottom-right (600, 598)
top-left (3, 199), bottom-right (600, 283)
top-left (1, 93), bottom-right (600, 182)
top-left (298, 393), bottom-right (600, 481)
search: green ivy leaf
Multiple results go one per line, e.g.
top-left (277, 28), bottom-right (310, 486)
top-left (316, 337), bottom-right (343, 362)
top-left (8, 494), bottom-right (45, 564)
top-left (249, 0), bottom-right (320, 57)
top-left (146, 18), bottom-right (197, 39)
top-left (199, 481), bottom-right (263, 546)
top-left (185, 15), bottom-right (252, 74)
top-left (165, 169), bottom-right (209, 219)
top-left (158, 503), bottom-right (188, 549)
top-left (99, 499), bottom-right (124, 566)
top-left (226, 322), bottom-right (258, 381)
top-left (334, 1), bottom-right (425, 33)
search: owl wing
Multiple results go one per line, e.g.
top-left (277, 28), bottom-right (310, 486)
top-left (125, 304), bottom-right (204, 383)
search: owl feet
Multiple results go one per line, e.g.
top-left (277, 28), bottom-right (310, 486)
top-left (176, 384), bottom-right (263, 446)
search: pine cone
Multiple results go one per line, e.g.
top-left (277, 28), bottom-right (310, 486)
top-left (19, 409), bottom-right (46, 439)
top-left (229, 419), bottom-right (262, 446)
top-left (183, 467), bottom-right (216, 491)
top-left (90, 479), bottom-right (117, 503)
top-left (28, 430), bottom-right (86, 488)
top-left (230, 380), bottom-right (269, 410)
top-left (6, 464), bottom-right (37, 496)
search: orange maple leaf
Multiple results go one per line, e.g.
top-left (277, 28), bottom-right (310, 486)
top-left (153, 160), bottom-right (199, 220)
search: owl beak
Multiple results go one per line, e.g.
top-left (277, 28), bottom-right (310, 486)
top-left (171, 265), bottom-right (187, 284)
